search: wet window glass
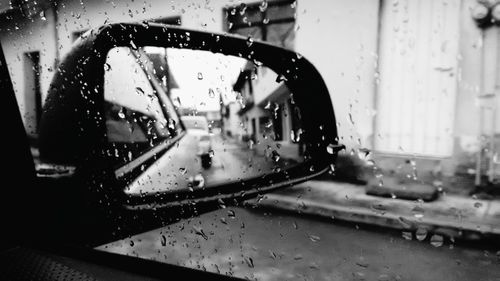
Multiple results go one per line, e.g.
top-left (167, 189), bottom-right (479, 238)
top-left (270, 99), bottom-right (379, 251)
top-left (2, 0), bottom-right (500, 280)
top-left (226, 0), bottom-right (296, 49)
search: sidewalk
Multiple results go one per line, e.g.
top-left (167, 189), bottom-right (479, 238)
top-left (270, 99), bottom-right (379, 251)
top-left (249, 180), bottom-right (500, 240)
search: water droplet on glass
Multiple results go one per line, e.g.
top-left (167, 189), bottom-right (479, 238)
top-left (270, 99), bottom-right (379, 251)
top-left (356, 260), bottom-right (369, 268)
top-left (192, 225), bottom-right (208, 240)
top-left (117, 108), bottom-right (125, 119)
top-left (402, 231), bottom-right (412, 240)
top-left (276, 74), bottom-right (287, 83)
top-left (474, 202), bottom-right (483, 208)
top-left (309, 262), bottom-right (319, 269)
top-left (378, 274), bottom-right (391, 281)
top-left (326, 144), bottom-right (344, 154)
top-left (188, 174), bottom-right (205, 189)
top-left (104, 63), bottom-right (111, 71)
top-left (269, 250), bottom-right (277, 259)
top-left (217, 198), bottom-right (226, 209)
top-left (415, 228), bottom-right (427, 241)
top-left (208, 88), bottom-right (215, 98)
top-left (244, 256), bottom-right (254, 268)
top-left (358, 148), bottom-right (371, 159)
top-left (329, 164), bottom-right (336, 174)
top-left (370, 203), bottom-right (386, 215)
top-left (135, 87), bottom-right (144, 96)
top-left (197, 72), bottom-right (203, 80)
top-left (40, 11), bottom-right (46, 21)
top-left (264, 101), bottom-right (272, 110)
top-left (259, 1), bottom-right (268, 12)
top-left (130, 40), bottom-right (138, 50)
top-left (430, 234), bottom-right (443, 247)
top-left (227, 210), bottom-right (236, 218)
top-left (239, 3), bottom-right (247, 15)
top-left (411, 206), bottom-right (425, 219)
top-left (161, 235), bottom-right (166, 246)
top-left (179, 167), bottom-right (187, 175)
top-left (246, 36), bottom-right (254, 47)
top-left (308, 234), bottom-right (321, 242)
top-left (271, 150), bottom-right (280, 162)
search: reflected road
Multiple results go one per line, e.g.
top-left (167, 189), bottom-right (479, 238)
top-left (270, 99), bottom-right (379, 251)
top-left (124, 132), bottom-right (298, 195)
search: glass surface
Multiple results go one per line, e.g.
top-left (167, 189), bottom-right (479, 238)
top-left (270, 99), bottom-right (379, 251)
top-left (2, 1), bottom-right (500, 280)
top-left (104, 47), bottom-right (305, 194)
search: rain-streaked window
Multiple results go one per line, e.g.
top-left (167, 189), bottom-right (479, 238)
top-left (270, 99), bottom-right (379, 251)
top-left (1, 1), bottom-right (499, 281)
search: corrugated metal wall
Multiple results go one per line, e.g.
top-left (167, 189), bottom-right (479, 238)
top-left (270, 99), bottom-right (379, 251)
top-left (375, 0), bottom-right (460, 157)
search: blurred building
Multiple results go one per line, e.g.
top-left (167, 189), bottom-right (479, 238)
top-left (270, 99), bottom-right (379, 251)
top-left (221, 101), bottom-right (242, 139)
top-left (228, 60), bottom-right (302, 159)
top-left (0, 0), bottom-right (498, 184)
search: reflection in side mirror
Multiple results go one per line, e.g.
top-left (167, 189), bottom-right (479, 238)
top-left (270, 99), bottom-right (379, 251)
top-left (104, 47), bottom-right (306, 196)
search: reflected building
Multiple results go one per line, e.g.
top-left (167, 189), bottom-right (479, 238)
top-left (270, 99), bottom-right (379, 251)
top-left (227, 61), bottom-right (303, 161)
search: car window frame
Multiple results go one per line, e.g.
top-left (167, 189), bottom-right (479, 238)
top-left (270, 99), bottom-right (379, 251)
top-left (102, 46), bottom-right (186, 172)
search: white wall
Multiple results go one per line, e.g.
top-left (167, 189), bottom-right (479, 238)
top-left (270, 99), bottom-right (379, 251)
top-left (0, 7), bottom-right (58, 136)
top-left (295, 0), bottom-right (381, 151)
top-left (224, 102), bottom-right (242, 138)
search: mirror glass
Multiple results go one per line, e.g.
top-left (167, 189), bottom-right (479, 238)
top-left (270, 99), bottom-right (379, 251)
top-left (104, 46), bottom-right (305, 195)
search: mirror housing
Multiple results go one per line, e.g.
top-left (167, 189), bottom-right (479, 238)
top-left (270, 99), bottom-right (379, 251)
top-left (39, 23), bottom-right (341, 208)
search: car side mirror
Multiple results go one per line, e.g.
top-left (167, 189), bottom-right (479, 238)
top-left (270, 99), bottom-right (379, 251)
top-left (38, 23), bottom-right (341, 212)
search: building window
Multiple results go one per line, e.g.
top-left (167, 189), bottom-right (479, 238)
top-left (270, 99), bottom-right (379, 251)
top-left (224, 0), bottom-right (296, 50)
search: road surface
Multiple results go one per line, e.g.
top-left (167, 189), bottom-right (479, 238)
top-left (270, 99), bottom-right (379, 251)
top-left (98, 206), bottom-right (500, 281)
top-left (124, 132), bottom-right (300, 195)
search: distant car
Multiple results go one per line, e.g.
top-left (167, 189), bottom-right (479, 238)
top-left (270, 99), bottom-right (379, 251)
top-left (180, 115), bottom-right (213, 168)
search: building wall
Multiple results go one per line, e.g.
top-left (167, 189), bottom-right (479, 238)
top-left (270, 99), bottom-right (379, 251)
top-left (0, 7), bottom-right (58, 136)
top-left (451, 0), bottom-right (500, 179)
top-left (251, 67), bottom-right (282, 106)
top-left (223, 102), bottom-right (242, 138)
top-left (1, 0), bottom-right (498, 178)
top-left (295, 0), bottom-right (381, 150)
